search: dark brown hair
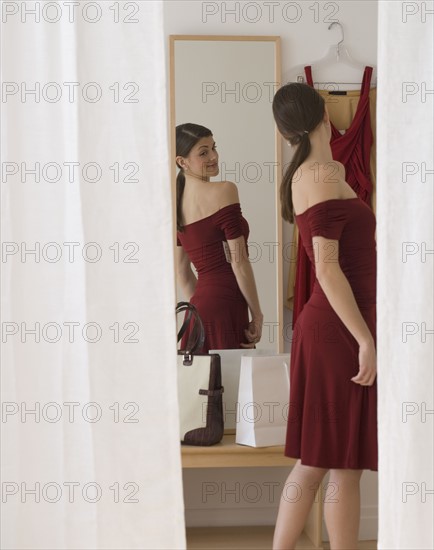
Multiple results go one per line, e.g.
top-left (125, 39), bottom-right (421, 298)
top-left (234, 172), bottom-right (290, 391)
top-left (272, 83), bottom-right (325, 223)
top-left (176, 123), bottom-right (213, 231)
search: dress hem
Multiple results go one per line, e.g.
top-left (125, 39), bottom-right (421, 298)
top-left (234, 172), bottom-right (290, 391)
top-left (283, 452), bottom-right (378, 471)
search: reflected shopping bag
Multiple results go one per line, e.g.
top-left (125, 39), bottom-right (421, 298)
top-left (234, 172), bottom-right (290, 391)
top-left (235, 354), bottom-right (290, 447)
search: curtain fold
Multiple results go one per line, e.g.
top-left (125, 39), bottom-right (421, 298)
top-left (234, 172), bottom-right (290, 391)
top-left (1, 2), bottom-right (185, 548)
top-left (377, 2), bottom-right (433, 548)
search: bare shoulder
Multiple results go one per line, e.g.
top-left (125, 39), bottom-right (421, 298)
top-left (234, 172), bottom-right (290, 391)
top-left (293, 160), bottom-right (346, 213)
top-left (213, 180), bottom-right (240, 207)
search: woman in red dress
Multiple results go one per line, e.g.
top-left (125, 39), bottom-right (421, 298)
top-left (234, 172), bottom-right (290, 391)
top-left (272, 85), bottom-right (377, 550)
top-left (175, 123), bottom-right (263, 352)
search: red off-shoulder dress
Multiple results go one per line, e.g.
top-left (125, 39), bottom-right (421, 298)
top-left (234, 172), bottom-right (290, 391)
top-left (285, 198), bottom-right (378, 470)
top-left (177, 203), bottom-right (250, 353)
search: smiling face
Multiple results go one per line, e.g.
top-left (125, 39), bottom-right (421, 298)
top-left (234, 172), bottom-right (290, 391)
top-left (177, 136), bottom-right (219, 180)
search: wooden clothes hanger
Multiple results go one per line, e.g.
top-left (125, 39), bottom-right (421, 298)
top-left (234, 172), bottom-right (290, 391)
top-left (288, 22), bottom-right (377, 89)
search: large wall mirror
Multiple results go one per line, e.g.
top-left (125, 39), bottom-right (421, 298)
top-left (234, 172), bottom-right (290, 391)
top-left (170, 35), bottom-right (283, 352)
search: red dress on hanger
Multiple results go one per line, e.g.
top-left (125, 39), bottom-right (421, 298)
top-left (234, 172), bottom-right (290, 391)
top-left (292, 66), bottom-right (374, 327)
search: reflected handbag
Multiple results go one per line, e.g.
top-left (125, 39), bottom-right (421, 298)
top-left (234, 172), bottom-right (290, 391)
top-left (176, 302), bottom-right (224, 446)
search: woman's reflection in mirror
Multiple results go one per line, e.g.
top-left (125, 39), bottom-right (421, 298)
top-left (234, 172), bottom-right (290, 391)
top-left (175, 123), bottom-right (263, 352)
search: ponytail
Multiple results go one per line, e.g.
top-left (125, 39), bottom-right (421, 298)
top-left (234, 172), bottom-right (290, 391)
top-left (281, 134), bottom-right (311, 223)
top-left (176, 168), bottom-right (186, 231)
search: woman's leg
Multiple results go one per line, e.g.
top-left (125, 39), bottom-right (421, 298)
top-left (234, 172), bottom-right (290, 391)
top-left (324, 469), bottom-right (363, 550)
top-left (273, 460), bottom-right (328, 550)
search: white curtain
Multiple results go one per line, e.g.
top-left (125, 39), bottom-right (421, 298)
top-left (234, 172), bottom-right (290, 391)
top-left (1, 2), bottom-right (185, 548)
top-left (377, 1), bottom-right (433, 548)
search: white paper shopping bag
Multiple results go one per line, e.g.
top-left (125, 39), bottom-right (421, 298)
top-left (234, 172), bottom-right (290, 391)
top-left (209, 348), bottom-right (273, 430)
top-left (235, 354), bottom-right (290, 447)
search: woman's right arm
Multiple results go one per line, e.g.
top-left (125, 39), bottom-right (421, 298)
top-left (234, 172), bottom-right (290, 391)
top-left (176, 247), bottom-right (197, 301)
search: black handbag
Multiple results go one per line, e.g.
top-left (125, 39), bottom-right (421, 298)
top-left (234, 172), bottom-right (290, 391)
top-left (176, 302), bottom-right (224, 446)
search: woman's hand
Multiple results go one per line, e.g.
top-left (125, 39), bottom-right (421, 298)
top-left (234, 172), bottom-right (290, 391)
top-left (240, 314), bottom-right (264, 349)
top-left (352, 340), bottom-right (377, 386)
